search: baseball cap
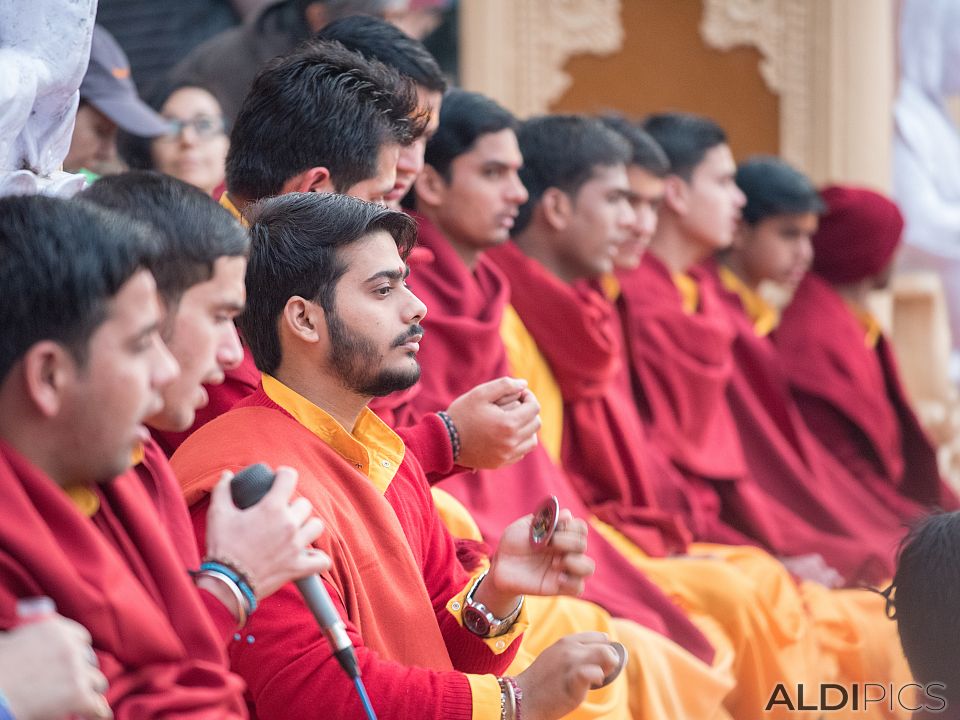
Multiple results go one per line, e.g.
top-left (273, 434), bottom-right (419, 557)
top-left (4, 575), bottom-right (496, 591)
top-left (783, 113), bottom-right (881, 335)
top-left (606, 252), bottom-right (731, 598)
top-left (80, 25), bottom-right (169, 138)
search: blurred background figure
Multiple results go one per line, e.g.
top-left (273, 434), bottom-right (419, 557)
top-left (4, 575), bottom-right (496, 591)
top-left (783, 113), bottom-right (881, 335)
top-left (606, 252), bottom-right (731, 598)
top-left (893, 0), bottom-right (960, 382)
top-left (121, 82), bottom-right (230, 196)
top-left (168, 0), bottom-right (411, 124)
top-left (63, 25), bottom-right (168, 180)
top-left (0, 0), bottom-right (94, 197)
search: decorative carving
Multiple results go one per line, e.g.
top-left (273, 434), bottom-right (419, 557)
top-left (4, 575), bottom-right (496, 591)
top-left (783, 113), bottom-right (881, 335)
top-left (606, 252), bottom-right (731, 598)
top-left (460, 0), bottom-right (624, 117)
top-left (699, 0), bottom-right (813, 171)
top-left (513, 0), bottom-right (624, 117)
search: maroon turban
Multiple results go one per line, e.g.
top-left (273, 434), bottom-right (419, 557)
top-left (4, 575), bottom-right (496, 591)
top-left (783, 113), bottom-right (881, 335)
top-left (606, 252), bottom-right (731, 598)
top-left (810, 185), bottom-right (904, 285)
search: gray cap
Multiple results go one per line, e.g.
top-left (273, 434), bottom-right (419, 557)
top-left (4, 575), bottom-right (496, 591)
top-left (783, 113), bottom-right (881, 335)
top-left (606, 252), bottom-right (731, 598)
top-left (80, 26), bottom-right (169, 138)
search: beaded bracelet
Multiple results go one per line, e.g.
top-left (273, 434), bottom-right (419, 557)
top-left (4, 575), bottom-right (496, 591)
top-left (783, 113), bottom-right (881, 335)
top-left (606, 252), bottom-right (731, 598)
top-left (193, 567), bottom-right (249, 628)
top-left (437, 411), bottom-right (462, 462)
top-left (0, 690), bottom-right (15, 720)
top-left (198, 560), bottom-right (258, 614)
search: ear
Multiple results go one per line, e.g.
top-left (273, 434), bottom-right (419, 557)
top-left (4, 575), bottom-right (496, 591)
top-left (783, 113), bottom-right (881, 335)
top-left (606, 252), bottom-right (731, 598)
top-left (661, 175), bottom-right (689, 216)
top-left (540, 187), bottom-right (572, 232)
top-left (413, 165), bottom-right (446, 209)
top-left (302, 2), bottom-right (328, 33)
top-left (280, 167), bottom-right (334, 195)
top-left (281, 296), bottom-right (326, 346)
top-left (21, 341), bottom-right (75, 419)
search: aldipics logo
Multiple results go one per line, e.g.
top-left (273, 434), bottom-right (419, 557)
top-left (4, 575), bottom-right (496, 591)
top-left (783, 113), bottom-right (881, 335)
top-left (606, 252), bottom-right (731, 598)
top-left (765, 683), bottom-right (947, 713)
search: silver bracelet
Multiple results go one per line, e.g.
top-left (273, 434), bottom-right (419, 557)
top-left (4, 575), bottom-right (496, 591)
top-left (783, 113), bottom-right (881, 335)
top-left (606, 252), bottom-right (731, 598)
top-left (194, 568), bottom-right (248, 628)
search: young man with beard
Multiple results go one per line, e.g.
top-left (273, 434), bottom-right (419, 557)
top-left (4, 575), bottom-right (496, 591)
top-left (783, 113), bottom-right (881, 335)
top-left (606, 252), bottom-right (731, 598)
top-left (773, 185), bottom-right (959, 520)
top-left (171, 38), bottom-right (536, 482)
top-left (171, 192), bottom-right (619, 720)
top-left (0, 195), bottom-right (327, 718)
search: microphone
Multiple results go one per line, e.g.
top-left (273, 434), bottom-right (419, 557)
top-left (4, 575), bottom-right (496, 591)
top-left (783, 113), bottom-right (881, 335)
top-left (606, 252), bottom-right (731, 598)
top-left (230, 463), bottom-right (360, 680)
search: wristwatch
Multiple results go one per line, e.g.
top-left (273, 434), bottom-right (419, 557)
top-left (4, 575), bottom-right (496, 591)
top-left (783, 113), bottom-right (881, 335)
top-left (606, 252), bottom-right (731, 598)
top-left (462, 571), bottom-right (524, 638)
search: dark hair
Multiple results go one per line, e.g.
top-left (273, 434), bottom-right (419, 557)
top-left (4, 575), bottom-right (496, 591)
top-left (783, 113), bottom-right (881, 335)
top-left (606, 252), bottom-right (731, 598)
top-left (642, 112), bottom-right (727, 180)
top-left (240, 192), bottom-right (417, 374)
top-left (315, 15), bottom-right (446, 92)
top-left (0, 196), bottom-right (158, 382)
top-left (225, 39), bottom-right (423, 200)
top-left (735, 156), bottom-right (825, 225)
top-left (513, 114), bottom-right (631, 235)
top-left (80, 171), bottom-right (249, 306)
top-left (887, 512), bottom-right (960, 702)
top-left (118, 80), bottom-right (229, 172)
top-left (424, 89), bottom-right (517, 180)
top-left (598, 114), bottom-right (670, 178)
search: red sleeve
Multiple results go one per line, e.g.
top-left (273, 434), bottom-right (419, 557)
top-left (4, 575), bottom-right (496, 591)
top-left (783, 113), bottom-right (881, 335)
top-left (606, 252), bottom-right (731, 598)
top-left (396, 414), bottom-right (467, 485)
top-left (189, 496), bottom-right (487, 720)
top-left (231, 581), bottom-right (477, 720)
top-left (390, 459), bottom-right (522, 677)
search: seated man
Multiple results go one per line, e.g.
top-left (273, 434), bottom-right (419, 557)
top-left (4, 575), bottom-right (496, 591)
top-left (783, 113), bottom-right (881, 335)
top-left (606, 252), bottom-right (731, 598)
top-left (171, 192), bottom-right (619, 720)
top-left (714, 158), bottom-right (922, 529)
top-left (621, 112), bottom-right (893, 583)
top-left (773, 184), bottom-right (959, 518)
top-left (0, 195), bottom-right (327, 717)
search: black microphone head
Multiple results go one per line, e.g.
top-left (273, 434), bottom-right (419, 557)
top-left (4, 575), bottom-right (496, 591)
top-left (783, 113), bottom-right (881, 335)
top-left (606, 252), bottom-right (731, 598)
top-left (230, 463), bottom-right (276, 509)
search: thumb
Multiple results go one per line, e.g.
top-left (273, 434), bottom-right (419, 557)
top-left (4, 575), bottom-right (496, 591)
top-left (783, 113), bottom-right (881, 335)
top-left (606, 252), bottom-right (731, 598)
top-left (467, 376), bottom-right (528, 404)
top-left (209, 470), bottom-right (235, 508)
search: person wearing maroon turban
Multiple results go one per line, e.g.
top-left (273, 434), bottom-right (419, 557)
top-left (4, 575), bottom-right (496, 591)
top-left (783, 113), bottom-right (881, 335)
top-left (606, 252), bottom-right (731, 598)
top-left (773, 185), bottom-right (959, 520)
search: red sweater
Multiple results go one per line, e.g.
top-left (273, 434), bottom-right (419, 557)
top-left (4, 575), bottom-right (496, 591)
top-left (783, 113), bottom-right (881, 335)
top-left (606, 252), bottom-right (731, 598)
top-left (172, 385), bottom-right (521, 719)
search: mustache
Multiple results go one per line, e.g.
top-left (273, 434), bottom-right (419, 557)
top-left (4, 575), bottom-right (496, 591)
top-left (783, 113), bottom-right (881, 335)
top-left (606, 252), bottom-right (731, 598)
top-left (391, 325), bottom-right (424, 348)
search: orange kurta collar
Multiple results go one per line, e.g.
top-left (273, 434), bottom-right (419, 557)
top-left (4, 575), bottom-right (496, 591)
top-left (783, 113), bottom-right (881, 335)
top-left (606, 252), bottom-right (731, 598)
top-left (261, 374), bottom-right (404, 494)
top-left (672, 272), bottom-right (700, 315)
top-left (717, 265), bottom-right (779, 337)
top-left (849, 304), bottom-right (882, 349)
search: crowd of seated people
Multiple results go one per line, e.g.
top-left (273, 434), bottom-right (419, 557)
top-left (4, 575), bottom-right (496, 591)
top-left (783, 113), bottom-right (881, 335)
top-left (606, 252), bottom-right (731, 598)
top-left (2, 3), bottom-right (957, 719)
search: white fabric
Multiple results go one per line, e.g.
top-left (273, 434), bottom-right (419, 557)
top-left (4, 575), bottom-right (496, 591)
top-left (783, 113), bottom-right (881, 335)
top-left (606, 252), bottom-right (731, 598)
top-left (894, 0), bottom-right (960, 363)
top-left (0, 0), bottom-right (96, 197)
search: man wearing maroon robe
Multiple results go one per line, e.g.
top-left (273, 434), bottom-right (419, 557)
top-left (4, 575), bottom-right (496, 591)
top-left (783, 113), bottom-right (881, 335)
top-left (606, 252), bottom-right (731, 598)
top-left (614, 112), bottom-right (895, 585)
top-left (386, 89), bottom-right (717, 665)
top-left (0, 196), bottom-right (245, 718)
top-left (773, 184), bottom-right (959, 518)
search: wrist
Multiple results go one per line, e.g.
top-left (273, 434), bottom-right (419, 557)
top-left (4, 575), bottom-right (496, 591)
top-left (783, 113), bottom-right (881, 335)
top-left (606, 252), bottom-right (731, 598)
top-left (471, 572), bottom-right (523, 623)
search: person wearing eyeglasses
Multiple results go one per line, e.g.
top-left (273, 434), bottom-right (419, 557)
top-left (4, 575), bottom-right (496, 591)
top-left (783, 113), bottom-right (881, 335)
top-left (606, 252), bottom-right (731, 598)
top-left (121, 82), bottom-right (231, 196)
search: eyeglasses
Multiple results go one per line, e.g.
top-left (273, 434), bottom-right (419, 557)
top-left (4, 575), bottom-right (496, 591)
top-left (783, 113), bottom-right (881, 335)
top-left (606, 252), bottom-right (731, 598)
top-left (157, 115), bottom-right (225, 141)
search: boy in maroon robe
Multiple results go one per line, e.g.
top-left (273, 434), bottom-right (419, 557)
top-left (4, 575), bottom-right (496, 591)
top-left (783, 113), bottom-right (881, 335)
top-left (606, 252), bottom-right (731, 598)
top-left (773, 184), bottom-right (959, 517)
top-left (619, 112), bottom-right (894, 583)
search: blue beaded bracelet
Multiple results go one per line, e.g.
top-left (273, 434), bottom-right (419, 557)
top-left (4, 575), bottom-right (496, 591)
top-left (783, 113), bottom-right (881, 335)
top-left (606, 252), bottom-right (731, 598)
top-left (199, 561), bottom-right (257, 614)
top-left (0, 690), bottom-right (16, 720)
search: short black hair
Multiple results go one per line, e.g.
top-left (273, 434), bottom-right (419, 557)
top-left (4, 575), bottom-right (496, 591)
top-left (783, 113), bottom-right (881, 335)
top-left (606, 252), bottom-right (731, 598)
top-left (424, 89), bottom-right (517, 180)
top-left (0, 195), bottom-right (157, 382)
top-left (642, 112), bottom-right (727, 181)
top-left (598, 114), bottom-right (670, 178)
top-left (315, 15), bottom-right (446, 92)
top-left (513, 114), bottom-right (631, 235)
top-left (118, 79), bottom-right (229, 172)
top-left (735, 156), bottom-right (825, 225)
top-left (80, 171), bottom-right (249, 306)
top-left (887, 512), bottom-right (960, 703)
top-left (240, 192), bottom-right (417, 374)
top-left (225, 39), bottom-right (424, 200)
